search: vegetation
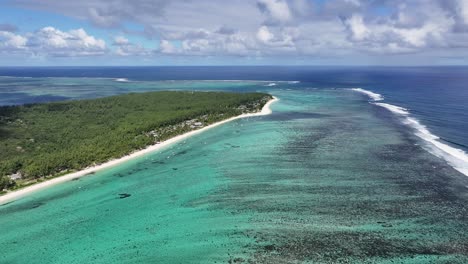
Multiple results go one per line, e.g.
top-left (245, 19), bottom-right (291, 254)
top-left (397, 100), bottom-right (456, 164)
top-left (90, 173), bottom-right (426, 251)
top-left (0, 91), bottom-right (272, 190)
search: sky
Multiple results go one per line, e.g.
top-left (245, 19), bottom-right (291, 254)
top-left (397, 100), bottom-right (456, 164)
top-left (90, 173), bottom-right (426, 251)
top-left (1, 0), bottom-right (468, 66)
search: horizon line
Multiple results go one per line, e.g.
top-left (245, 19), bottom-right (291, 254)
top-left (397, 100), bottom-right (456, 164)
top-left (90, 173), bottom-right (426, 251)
top-left (1, 65), bottom-right (468, 68)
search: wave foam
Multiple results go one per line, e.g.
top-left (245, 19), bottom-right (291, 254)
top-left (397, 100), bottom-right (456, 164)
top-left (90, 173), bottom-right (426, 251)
top-left (265, 83), bottom-right (277, 87)
top-left (351, 88), bottom-right (384, 101)
top-left (373, 103), bottom-right (409, 115)
top-left (115, 78), bottom-right (130, 82)
top-left (350, 87), bottom-right (468, 176)
top-left (373, 101), bottom-right (468, 176)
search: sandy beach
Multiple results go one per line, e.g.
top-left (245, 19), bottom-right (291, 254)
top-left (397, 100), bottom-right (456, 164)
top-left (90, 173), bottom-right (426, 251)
top-left (0, 96), bottom-right (278, 205)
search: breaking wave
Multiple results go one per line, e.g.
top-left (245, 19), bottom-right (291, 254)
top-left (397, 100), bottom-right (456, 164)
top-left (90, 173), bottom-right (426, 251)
top-left (351, 88), bottom-right (384, 101)
top-left (352, 88), bottom-right (468, 176)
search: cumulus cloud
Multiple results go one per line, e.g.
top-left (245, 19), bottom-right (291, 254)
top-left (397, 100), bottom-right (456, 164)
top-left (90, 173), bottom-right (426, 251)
top-left (179, 32), bottom-right (254, 56)
top-left (257, 0), bottom-right (292, 23)
top-left (0, 26), bottom-right (107, 57)
top-left (0, 31), bottom-right (27, 52)
top-left (223, 34), bottom-right (253, 55)
top-left (342, 2), bottom-right (456, 53)
top-left (113, 36), bottom-right (129, 45)
top-left (344, 14), bottom-right (369, 41)
top-left (27, 27), bottom-right (107, 57)
top-left (256, 26), bottom-right (295, 50)
top-left (257, 26), bottom-right (274, 43)
top-left (156, 26), bottom-right (257, 56)
top-left (159, 40), bottom-right (178, 54)
top-left (112, 36), bottom-right (149, 56)
top-left (4, 0), bottom-right (468, 62)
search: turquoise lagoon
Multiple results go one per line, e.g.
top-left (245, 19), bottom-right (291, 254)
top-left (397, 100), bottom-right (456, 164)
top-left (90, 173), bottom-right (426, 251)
top-left (1, 81), bottom-right (468, 263)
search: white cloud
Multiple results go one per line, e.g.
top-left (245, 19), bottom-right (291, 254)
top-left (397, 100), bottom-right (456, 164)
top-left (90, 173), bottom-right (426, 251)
top-left (113, 36), bottom-right (129, 45)
top-left (182, 39), bottom-right (211, 53)
top-left (0, 27), bottom-right (107, 57)
top-left (343, 4), bottom-right (456, 53)
top-left (289, 0), bottom-right (314, 17)
top-left (27, 27), bottom-right (107, 56)
top-left (344, 14), bottom-right (369, 41)
top-left (257, 26), bottom-right (274, 43)
top-left (112, 35), bottom-right (149, 56)
top-left (255, 25), bottom-right (296, 53)
top-left (393, 20), bottom-right (452, 48)
top-left (4, 0), bottom-right (468, 62)
top-left (344, 0), bottom-right (361, 7)
top-left (457, 0), bottom-right (468, 25)
top-left (257, 0), bottom-right (292, 23)
top-left (157, 27), bottom-right (257, 56)
top-left (159, 40), bottom-right (178, 54)
top-left (0, 31), bottom-right (27, 51)
top-left (223, 36), bottom-right (250, 55)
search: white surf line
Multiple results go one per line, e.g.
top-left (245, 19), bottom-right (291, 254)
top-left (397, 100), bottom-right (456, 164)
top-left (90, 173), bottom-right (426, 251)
top-left (351, 88), bottom-right (384, 101)
top-left (114, 78), bottom-right (130, 82)
top-left (0, 97), bottom-right (279, 205)
top-left (350, 88), bottom-right (468, 177)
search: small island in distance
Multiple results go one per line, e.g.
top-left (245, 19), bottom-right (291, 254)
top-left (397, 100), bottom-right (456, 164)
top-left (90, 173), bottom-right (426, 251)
top-left (0, 91), bottom-right (273, 193)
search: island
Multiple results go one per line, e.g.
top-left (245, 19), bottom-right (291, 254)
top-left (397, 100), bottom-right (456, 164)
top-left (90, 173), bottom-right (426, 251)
top-left (0, 91), bottom-right (273, 193)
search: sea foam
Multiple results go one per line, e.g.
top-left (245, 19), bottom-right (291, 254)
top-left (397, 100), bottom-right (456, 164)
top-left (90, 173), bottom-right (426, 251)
top-left (373, 103), bottom-right (409, 115)
top-left (115, 78), bottom-right (130, 82)
top-left (351, 88), bottom-right (384, 101)
top-left (353, 88), bottom-right (468, 176)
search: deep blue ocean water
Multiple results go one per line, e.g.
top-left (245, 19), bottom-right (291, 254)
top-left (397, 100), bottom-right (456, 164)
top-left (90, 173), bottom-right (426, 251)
top-left (1, 66), bottom-right (467, 152)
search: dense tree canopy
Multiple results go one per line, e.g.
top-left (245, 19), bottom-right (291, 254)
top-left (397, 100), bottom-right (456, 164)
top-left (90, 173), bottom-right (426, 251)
top-left (0, 91), bottom-right (271, 190)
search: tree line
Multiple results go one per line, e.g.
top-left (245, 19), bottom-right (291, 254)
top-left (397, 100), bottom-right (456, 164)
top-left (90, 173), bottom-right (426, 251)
top-left (0, 91), bottom-right (272, 190)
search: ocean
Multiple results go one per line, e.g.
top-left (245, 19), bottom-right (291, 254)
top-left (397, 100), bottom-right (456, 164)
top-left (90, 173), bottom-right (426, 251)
top-left (0, 66), bottom-right (467, 263)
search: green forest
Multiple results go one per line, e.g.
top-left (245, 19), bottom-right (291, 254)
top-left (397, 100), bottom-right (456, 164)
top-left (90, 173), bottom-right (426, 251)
top-left (0, 91), bottom-right (272, 191)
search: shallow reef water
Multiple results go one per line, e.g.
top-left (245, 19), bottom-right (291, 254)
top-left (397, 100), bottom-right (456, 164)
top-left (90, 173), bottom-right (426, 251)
top-left (1, 87), bottom-right (468, 263)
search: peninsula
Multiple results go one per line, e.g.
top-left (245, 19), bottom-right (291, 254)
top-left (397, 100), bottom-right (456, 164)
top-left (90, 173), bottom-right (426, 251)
top-left (0, 91), bottom-right (274, 199)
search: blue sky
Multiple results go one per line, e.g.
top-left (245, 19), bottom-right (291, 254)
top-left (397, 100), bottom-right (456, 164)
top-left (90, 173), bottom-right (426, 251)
top-left (1, 0), bottom-right (468, 66)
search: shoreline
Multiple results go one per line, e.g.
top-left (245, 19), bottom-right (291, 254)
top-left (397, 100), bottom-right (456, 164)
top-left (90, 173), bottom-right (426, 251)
top-left (0, 97), bottom-right (278, 205)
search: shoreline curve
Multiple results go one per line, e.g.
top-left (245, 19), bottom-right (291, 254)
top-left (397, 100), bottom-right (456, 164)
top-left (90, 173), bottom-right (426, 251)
top-left (0, 96), bottom-right (279, 205)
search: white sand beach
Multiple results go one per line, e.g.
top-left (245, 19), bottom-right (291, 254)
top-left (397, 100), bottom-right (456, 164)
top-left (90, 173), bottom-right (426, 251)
top-left (0, 96), bottom-right (278, 205)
